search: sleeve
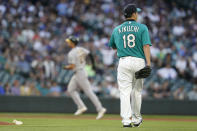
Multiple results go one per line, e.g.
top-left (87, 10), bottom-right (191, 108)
top-left (142, 25), bottom-right (152, 46)
top-left (109, 30), bottom-right (117, 49)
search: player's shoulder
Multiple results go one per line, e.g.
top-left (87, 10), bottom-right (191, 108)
top-left (76, 46), bottom-right (86, 50)
top-left (112, 25), bottom-right (122, 33)
top-left (69, 46), bottom-right (80, 54)
top-left (76, 46), bottom-right (89, 52)
top-left (137, 23), bottom-right (149, 30)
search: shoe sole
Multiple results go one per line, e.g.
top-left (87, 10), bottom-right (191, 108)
top-left (133, 121), bottom-right (142, 127)
top-left (123, 124), bottom-right (132, 128)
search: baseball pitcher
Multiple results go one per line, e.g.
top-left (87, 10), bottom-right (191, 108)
top-left (63, 36), bottom-right (106, 120)
top-left (109, 4), bottom-right (152, 127)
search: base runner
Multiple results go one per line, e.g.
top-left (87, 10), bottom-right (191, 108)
top-left (64, 36), bottom-right (106, 120)
top-left (109, 4), bottom-right (152, 127)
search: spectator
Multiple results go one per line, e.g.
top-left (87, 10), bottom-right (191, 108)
top-left (193, 51), bottom-right (197, 63)
top-left (29, 82), bottom-right (41, 96)
top-left (100, 45), bottom-right (116, 67)
top-left (0, 82), bottom-right (5, 95)
top-left (172, 21), bottom-right (185, 36)
top-left (56, 0), bottom-right (69, 16)
top-left (21, 27), bottom-right (35, 41)
top-left (173, 86), bottom-right (186, 100)
top-left (42, 56), bottom-right (56, 79)
top-left (0, 4), bottom-right (6, 14)
top-left (175, 55), bottom-right (187, 77)
top-left (150, 44), bottom-right (160, 61)
top-left (157, 64), bottom-right (177, 80)
top-left (48, 81), bottom-right (61, 97)
top-left (148, 81), bottom-right (171, 99)
top-left (188, 86), bottom-right (197, 100)
top-left (11, 80), bottom-right (20, 96)
top-left (148, 82), bottom-right (162, 99)
top-left (109, 82), bottom-right (119, 99)
top-left (4, 55), bottom-right (17, 75)
top-left (160, 81), bottom-right (171, 98)
top-left (5, 83), bottom-right (11, 95)
top-left (17, 55), bottom-right (31, 76)
top-left (147, 12), bottom-right (160, 23)
top-left (188, 57), bottom-right (197, 83)
top-left (20, 81), bottom-right (31, 96)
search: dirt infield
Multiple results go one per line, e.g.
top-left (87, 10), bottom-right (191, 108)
top-left (0, 114), bottom-right (197, 122)
top-left (0, 121), bottom-right (14, 125)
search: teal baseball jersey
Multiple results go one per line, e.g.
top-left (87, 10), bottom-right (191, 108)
top-left (109, 20), bottom-right (152, 59)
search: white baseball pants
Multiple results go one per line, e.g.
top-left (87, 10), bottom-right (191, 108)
top-left (117, 56), bottom-right (145, 124)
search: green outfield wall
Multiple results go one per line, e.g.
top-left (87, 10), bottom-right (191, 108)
top-left (0, 96), bottom-right (197, 115)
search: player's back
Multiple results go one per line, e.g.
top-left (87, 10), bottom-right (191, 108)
top-left (109, 20), bottom-right (151, 59)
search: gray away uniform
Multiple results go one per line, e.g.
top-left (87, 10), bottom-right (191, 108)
top-left (67, 46), bottom-right (103, 112)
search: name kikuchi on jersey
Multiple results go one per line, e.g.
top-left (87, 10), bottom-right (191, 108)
top-left (109, 20), bottom-right (152, 59)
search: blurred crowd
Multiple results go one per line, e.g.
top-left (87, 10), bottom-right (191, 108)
top-left (0, 0), bottom-right (197, 100)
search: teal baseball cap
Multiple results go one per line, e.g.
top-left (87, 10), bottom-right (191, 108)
top-left (124, 4), bottom-right (141, 18)
top-left (137, 8), bottom-right (141, 12)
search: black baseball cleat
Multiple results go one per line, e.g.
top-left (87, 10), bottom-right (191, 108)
top-left (123, 124), bottom-right (132, 128)
top-left (133, 120), bottom-right (142, 127)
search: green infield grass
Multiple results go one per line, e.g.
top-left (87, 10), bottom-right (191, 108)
top-left (0, 113), bottom-right (197, 131)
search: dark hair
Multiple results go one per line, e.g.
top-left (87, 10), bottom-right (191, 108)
top-left (124, 4), bottom-right (138, 18)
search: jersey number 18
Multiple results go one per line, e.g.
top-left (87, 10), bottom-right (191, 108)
top-left (123, 34), bottom-right (135, 48)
